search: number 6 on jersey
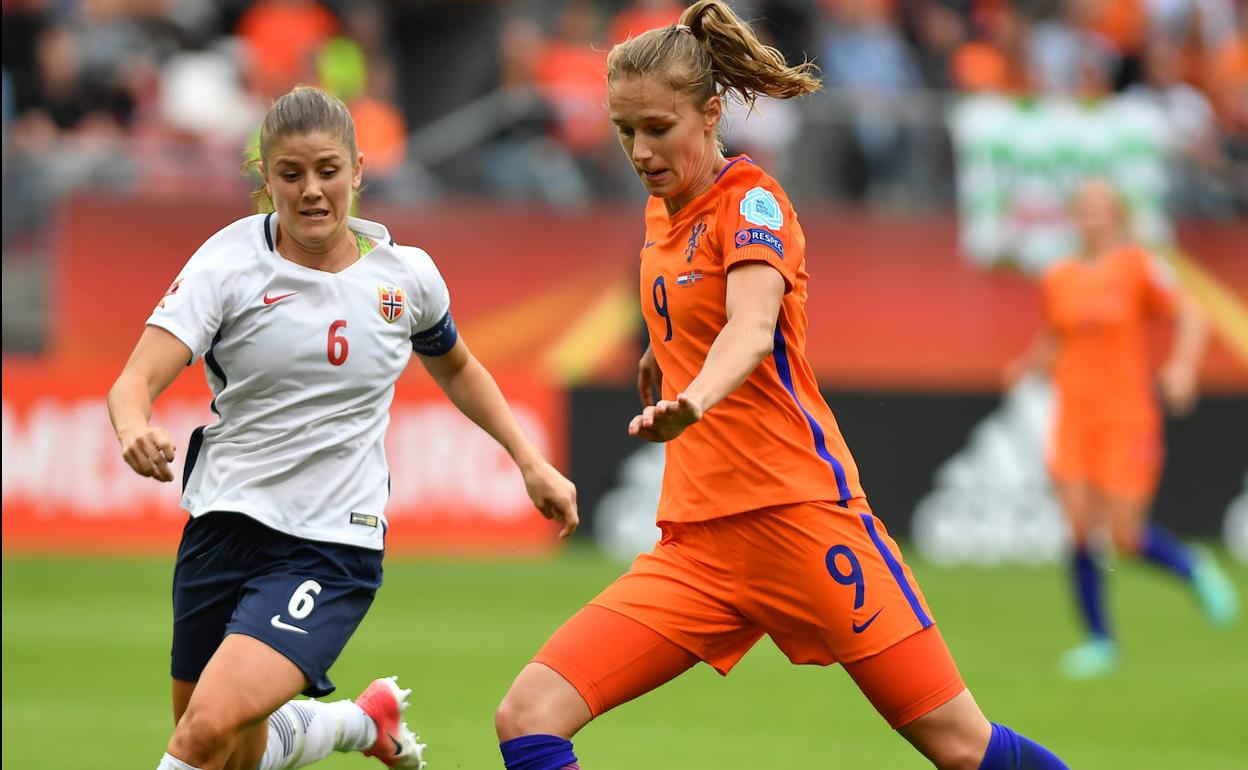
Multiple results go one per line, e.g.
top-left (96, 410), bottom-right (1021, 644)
top-left (327, 320), bottom-right (349, 365)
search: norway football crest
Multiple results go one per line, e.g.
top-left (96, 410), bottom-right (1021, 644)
top-left (378, 286), bottom-right (405, 323)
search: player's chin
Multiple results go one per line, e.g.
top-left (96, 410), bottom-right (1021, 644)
top-left (296, 223), bottom-right (343, 249)
top-left (639, 174), bottom-right (672, 195)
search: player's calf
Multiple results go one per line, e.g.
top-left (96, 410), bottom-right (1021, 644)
top-left (976, 723), bottom-right (1069, 770)
top-left (247, 678), bottom-right (424, 770)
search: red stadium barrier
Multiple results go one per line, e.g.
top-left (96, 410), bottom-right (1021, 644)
top-left (48, 195), bottom-right (1247, 392)
top-left (1, 359), bottom-right (567, 555)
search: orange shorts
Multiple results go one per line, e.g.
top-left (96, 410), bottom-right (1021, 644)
top-left (1050, 414), bottom-right (1162, 501)
top-left (533, 499), bottom-right (963, 727)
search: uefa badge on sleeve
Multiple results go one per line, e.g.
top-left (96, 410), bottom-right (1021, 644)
top-left (740, 187), bottom-right (783, 230)
top-left (378, 286), bottom-right (405, 323)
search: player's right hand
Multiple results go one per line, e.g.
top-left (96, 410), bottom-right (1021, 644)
top-left (1159, 360), bottom-right (1198, 416)
top-left (1001, 356), bottom-right (1030, 389)
top-left (521, 459), bottom-right (579, 539)
top-left (637, 345), bottom-right (663, 407)
top-left (117, 425), bottom-right (177, 483)
top-left (629, 392), bottom-right (703, 442)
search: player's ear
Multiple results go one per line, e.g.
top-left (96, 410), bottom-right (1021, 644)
top-left (352, 152), bottom-right (365, 189)
top-left (702, 94), bottom-right (722, 131)
top-left (257, 162), bottom-right (271, 196)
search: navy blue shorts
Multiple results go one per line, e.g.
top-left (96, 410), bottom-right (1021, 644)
top-left (171, 511), bottom-right (383, 697)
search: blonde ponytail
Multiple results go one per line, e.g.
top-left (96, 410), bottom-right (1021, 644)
top-left (608, 0), bottom-right (821, 112)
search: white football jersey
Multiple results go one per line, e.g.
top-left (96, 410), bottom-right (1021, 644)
top-left (148, 213), bottom-right (456, 549)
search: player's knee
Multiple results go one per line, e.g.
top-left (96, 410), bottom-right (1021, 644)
top-left (495, 687), bottom-right (540, 741)
top-left (169, 704), bottom-right (240, 762)
top-left (1107, 518), bottom-right (1142, 553)
top-left (495, 684), bottom-right (578, 741)
top-left (900, 696), bottom-right (991, 770)
top-left (916, 731), bottom-right (987, 770)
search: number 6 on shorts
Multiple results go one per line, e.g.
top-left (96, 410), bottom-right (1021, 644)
top-left (288, 579), bottom-right (323, 620)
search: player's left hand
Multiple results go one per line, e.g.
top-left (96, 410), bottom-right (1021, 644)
top-left (1159, 360), bottom-right (1198, 416)
top-left (628, 392), bottom-right (703, 442)
top-left (521, 460), bottom-right (579, 539)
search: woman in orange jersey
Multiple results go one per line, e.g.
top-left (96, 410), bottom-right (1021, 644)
top-left (1009, 177), bottom-right (1238, 679)
top-left (492, 3), bottom-right (1068, 769)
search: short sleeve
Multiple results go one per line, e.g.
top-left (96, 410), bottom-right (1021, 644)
top-left (1039, 265), bottom-right (1062, 327)
top-left (145, 250), bottom-right (228, 363)
top-left (719, 183), bottom-right (799, 293)
top-left (401, 246), bottom-right (458, 356)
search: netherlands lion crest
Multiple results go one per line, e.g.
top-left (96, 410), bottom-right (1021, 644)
top-left (378, 286), bottom-right (405, 323)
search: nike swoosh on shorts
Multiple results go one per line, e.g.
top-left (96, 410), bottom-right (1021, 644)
top-left (270, 614), bottom-right (308, 634)
top-left (852, 607), bottom-right (883, 634)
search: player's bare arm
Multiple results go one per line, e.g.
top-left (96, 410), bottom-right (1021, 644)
top-left (630, 263), bottom-right (784, 443)
top-left (418, 337), bottom-right (578, 538)
top-left (107, 325), bottom-right (192, 483)
top-left (1003, 325), bottom-right (1059, 387)
top-left (1160, 291), bottom-right (1208, 416)
top-left (637, 344), bottom-right (663, 407)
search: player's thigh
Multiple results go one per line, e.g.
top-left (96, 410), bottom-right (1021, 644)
top-left (1055, 482), bottom-right (1097, 545)
top-left (171, 677), bottom-right (268, 770)
top-left (736, 500), bottom-right (936, 666)
top-left (172, 634), bottom-right (308, 767)
top-left (226, 538), bottom-right (384, 698)
top-left (187, 634), bottom-right (306, 722)
top-left (1098, 491), bottom-right (1150, 553)
top-left (584, 523), bottom-right (763, 676)
top-left (173, 678), bottom-right (196, 724)
top-left (843, 625), bottom-right (966, 729)
top-left (896, 688), bottom-right (992, 768)
top-left (527, 604), bottom-right (699, 722)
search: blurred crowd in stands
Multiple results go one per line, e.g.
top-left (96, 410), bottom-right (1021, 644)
top-left (2, 0), bottom-right (1245, 246)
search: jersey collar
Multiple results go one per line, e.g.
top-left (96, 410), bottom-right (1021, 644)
top-left (657, 155), bottom-right (755, 223)
top-left (263, 212), bottom-right (396, 253)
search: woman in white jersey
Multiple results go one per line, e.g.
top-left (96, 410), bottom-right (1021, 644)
top-left (107, 86), bottom-right (578, 770)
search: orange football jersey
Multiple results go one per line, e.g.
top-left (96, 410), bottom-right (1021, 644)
top-left (1042, 245), bottom-right (1177, 426)
top-left (639, 156), bottom-right (865, 522)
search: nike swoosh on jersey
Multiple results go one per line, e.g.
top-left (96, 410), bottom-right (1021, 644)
top-left (263, 291), bottom-right (299, 305)
top-left (643, 241), bottom-right (656, 248)
top-left (852, 607), bottom-right (883, 634)
top-left (270, 614), bottom-right (308, 634)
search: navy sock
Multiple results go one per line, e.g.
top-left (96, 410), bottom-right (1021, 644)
top-left (1138, 522), bottom-right (1194, 580)
top-left (1072, 546), bottom-right (1110, 639)
top-left (977, 722), bottom-right (1069, 769)
top-left (500, 734), bottom-right (580, 770)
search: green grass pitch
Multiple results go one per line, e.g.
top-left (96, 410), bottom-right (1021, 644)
top-left (3, 547), bottom-right (1246, 769)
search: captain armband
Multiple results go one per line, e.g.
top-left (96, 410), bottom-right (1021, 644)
top-left (411, 310), bottom-right (459, 356)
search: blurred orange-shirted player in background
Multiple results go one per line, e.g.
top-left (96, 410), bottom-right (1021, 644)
top-left (1010, 178), bottom-right (1239, 679)
top-left (492, 3), bottom-right (1069, 769)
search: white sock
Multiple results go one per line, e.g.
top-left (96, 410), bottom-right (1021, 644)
top-left (255, 700), bottom-right (378, 770)
top-left (156, 754), bottom-right (202, 770)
